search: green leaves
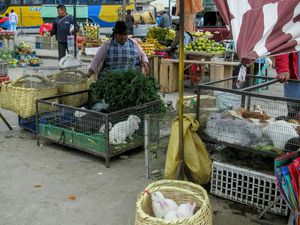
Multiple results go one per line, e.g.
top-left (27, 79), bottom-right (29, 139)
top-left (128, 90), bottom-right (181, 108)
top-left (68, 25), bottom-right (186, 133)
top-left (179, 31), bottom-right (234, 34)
top-left (90, 70), bottom-right (166, 112)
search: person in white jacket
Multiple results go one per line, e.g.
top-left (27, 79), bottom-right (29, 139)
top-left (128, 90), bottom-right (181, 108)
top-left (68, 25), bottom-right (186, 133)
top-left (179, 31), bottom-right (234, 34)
top-left (9, 10), bottom-right (18, 32)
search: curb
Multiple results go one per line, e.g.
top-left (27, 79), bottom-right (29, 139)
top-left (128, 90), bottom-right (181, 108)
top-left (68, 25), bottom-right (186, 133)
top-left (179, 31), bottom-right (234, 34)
top-left (38, 54), bottom-right (92, 63)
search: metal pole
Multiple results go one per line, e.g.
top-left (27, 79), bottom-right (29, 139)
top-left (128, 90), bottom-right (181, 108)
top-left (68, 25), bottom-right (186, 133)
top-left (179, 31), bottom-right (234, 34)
top-left (122, 0), bottom-right (126, 21)
top-left (177, 0), bottom-right (185, 180)
top-left (168, 0), bottom-right (171, 18)
top-left (144, 115), bottom-right (150, 179)
top-left (73, 0), bottom-right (77, 57)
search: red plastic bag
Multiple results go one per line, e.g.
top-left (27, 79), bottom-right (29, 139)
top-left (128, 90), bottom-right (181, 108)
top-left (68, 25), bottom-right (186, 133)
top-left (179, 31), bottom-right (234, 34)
top-left (39, 23), bottom-right (53, 35)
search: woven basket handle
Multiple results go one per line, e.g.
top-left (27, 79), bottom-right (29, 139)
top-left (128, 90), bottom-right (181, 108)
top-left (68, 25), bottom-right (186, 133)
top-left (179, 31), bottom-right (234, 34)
top-left (11, 74), bottom-right (51, 86)
top-left (54, 69), bottom-right (87, 78)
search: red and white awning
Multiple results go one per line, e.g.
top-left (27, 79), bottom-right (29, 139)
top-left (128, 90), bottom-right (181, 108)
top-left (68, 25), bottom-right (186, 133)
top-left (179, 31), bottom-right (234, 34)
top-left (214, 0), bottom-right (300, 64)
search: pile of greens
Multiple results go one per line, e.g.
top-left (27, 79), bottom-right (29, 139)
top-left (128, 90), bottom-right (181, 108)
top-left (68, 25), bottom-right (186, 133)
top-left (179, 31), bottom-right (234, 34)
top-left (90, 70), bottom-right (165, 112)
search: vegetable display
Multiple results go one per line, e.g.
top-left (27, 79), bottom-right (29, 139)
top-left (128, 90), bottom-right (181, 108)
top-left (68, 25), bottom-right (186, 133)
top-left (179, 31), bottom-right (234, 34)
top-left (90, 70), bottom-right (165, 112)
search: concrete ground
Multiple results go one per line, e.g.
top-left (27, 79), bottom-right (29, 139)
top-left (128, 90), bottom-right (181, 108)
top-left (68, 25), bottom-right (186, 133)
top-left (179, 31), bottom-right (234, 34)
top-left (0, 46), bottom-right (288, 225)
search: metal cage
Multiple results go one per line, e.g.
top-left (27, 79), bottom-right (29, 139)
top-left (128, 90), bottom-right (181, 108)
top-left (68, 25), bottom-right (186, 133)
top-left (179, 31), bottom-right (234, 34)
top-left (196, 76), bottom-right (300, 157)
top-left (144, 112), bottom-right (177, 179)
top-left (36, 90), bottom-right (161, 167)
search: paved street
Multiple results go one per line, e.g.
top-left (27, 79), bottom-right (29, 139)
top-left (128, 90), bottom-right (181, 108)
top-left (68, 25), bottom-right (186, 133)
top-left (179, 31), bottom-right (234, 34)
top-left (0, 40), bottom-right (288, 225)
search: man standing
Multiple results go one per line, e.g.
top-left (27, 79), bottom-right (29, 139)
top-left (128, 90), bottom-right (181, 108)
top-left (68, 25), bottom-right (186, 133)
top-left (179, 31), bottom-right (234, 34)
top-left (125, 9), bottom-right (134, 35)
top-left (9, 10), bottom-right (18, 32)
top-left (158, 10), bottom-right (171, 28)
top-left (275, 52), bottom-right (300, 118)
top-left (50, 5), bottom-right (78, 60)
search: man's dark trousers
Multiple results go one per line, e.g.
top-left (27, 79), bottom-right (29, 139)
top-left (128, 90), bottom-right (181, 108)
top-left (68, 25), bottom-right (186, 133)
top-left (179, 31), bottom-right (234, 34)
top-left (58, 42), bottom-right (68, 61)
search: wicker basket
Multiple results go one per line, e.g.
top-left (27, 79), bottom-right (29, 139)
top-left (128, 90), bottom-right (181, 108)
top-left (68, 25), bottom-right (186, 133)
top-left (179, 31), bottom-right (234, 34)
top-left (0, 75), bottom-right (58, 118)
top-left (135, 180), bottom-right (212, 225)
top-left (48, 70), bottom-right (90, 107)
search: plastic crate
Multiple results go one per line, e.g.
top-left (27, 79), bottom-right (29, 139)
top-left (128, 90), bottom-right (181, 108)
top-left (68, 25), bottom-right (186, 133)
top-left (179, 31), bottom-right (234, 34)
top-left (210, 161), bottom-right (289, 216)
top-left (0, 75), bottom-right (9, 84)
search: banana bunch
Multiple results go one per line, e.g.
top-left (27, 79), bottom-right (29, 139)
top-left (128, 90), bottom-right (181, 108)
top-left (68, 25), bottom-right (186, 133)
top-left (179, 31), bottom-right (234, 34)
top-left (84, 23), bottom-right (100, 39)
top-left (140, 43), bottom-right (155, 56)
top-left (146, 38), bottom-right (165, 50)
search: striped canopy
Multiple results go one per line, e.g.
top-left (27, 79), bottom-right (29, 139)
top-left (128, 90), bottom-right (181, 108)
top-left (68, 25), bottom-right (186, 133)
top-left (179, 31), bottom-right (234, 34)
top-left (214, 0), bottom-right (300, 64)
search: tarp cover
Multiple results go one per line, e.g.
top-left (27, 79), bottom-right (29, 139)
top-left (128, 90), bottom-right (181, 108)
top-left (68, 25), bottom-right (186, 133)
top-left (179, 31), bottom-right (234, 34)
top-left (214, 0), bottom-right (300, 64)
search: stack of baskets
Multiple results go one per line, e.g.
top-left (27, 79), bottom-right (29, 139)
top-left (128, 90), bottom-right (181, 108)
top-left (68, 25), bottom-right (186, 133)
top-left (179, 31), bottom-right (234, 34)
top-left (0, 70), bottom-right (92, 118)
top-left (135, 180), bottom-right (212, 225)
top-left (0, 75), bottom-right (58, 118)
top-left (47, 70), bottom-right (90, 107)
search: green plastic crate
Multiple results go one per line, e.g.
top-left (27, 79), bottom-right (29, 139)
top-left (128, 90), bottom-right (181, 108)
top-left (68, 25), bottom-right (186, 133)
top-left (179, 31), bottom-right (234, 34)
top-left (39, 124), bottom-right (106, 154)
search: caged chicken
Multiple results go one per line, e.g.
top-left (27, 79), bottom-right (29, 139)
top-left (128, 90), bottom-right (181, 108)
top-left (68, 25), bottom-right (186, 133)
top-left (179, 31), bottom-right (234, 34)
top-left (206, 112), bottom-right (271, 147)
top-left (264, 120), bottom-right (299, 150)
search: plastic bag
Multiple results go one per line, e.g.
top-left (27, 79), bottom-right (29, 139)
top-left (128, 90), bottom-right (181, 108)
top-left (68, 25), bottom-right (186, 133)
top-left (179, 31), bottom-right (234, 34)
top-left (164, 113), bottom-right (212, 185)
top-left (59, 52), bottom-right (82, 69)
top-left (39, 23), bottom-right (53, 35)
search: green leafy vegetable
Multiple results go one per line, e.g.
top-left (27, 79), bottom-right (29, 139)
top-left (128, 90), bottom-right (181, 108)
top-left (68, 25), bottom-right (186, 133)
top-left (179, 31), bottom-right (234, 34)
top-left (90, 70), bottom-right (166, 112)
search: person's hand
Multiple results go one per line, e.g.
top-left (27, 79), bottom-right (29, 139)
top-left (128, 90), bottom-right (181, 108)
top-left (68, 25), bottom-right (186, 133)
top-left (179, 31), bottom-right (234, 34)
top-left (143, 62), bottom-right (150, 74)
top-left (276, 72), bottom-right (290, 83)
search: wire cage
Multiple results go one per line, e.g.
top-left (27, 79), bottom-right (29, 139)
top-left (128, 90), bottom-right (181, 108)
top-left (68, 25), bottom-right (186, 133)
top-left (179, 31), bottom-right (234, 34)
top-left (35, 35), bottom-right (58, 50)
top-left (36, 90), bottom-right (161, 167)
top-left (196, 75), bottom-right (300, 157)
top-left (17, 66), bottom-right (88, 133)
top-left (144, 112), bottom-right (178, 179)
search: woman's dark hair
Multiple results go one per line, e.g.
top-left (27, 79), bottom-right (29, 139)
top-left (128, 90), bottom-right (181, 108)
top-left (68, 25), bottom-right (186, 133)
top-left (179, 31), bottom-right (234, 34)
top-left (5, 13), bottom-right (9, 17)
top-left (10, 9), bottom-right (14, 13)
top-left (57, 4), bottom-right (66, 11)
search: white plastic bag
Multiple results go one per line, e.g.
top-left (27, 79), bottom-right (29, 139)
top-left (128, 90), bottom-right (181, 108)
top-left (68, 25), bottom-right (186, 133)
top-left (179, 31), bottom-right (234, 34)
top-left (59, 51), bottom-right (82, 69)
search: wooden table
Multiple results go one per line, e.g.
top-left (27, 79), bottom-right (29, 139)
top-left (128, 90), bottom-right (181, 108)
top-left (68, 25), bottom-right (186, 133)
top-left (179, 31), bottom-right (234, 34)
top-left (159, 58), bottom-right (240, 93)
top-left (0, 34), bottom-right (15, 48)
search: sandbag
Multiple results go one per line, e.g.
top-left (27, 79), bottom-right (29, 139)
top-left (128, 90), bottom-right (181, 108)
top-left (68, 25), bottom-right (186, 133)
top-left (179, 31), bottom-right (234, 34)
top-left (164, 113), bottom-right (212, 185)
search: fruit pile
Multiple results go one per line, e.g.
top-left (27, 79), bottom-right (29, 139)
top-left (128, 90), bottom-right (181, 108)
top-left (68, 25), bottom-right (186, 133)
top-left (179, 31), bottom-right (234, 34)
top-left (184, 38), bottom-right (226, 54)
top-left (29, 58), bottom-right (40, 66)
top-left (14, 41), bottom-right (33, 55)
top-left (192, 31), bottom-right (212, 38)
top-left (0, 48), bottom-right (14, 61)
top-left (140, 43), bottom-right (155, 56)
top-left (8, 59), bottom-right (18, 68)
top-left (146, 38), bottom-right (166, 50)
top-left (84, 23), bottom-right (100, 39)
top-left (147, 27), bottom-right (175, 42)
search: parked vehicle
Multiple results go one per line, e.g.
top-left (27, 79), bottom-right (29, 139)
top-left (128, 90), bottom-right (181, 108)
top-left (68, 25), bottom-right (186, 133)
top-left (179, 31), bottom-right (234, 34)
top-left (196, 11), bottom-right (231, 41)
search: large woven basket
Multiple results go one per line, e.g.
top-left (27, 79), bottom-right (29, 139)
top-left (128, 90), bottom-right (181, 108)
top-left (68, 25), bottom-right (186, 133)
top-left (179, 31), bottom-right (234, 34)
top-left (48, 70), bottom-right (90, 107)
top-left (135, 180), bottom-right (212, 225)
top-left (0, 75), bottom-right (58, 118)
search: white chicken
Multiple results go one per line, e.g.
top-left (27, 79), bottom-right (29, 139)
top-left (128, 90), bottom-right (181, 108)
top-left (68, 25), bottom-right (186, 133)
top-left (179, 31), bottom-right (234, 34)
top-left (163, 202), bottom-right (197, 221)
top-left (164, 211), bottom-right (180, 221)
top-left (177, 202), bottom-right (196, 219)
top-left (149, 191), bottom-right (178, 219)
top-left (264, 120), bottom-right (299, 149)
